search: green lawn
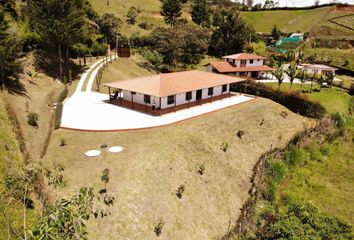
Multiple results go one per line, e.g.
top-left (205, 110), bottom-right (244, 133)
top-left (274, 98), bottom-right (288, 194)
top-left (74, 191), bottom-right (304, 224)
top-left (336, 75), bottom-right (354, 89)
top-left (280, 120), bottom-right (354, 226)
top-left (265, 82), bottom-right (351, 114)
top-left (240, 6), bottom-right (331, 33)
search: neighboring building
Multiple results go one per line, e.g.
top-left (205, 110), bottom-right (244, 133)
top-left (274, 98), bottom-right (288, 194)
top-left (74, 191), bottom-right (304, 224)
top-left (206, 53), bottom-right (274, 79)
top-left (298, 64), bottom-right (337, 76)
top-left (104, 70), bottom-right (245, 116)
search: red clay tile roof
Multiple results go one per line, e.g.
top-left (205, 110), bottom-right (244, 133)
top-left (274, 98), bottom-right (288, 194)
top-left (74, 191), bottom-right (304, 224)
top-left (222, 53), bottom-right (266, 60)
top-left (208, 62), bottom-right (274, 73)
top-left (104, 70), bottom-right (245, 97)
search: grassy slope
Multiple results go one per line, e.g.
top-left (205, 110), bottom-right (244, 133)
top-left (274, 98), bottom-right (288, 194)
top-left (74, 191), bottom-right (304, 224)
top-left (89, 0), bottom-right (163, 36)
top-left (265, 83), bottom-right (351, 114)
top-left (240, 6), bottom-right (331, 33)
top-left (7, 56), bottom-right (65, 160)
top-left (44, 98), bottom-right (309, 240)
top-left (283, 125), bottom-right (354, 225)
top-left (0, 95), bottom-right (36, 239)
top-left (96, 56), bottom-right (154, 92)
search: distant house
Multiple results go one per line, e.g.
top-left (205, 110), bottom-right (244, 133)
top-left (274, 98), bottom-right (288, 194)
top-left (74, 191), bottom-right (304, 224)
top-left (205, 53), bottom-right (274, 79)
top-left (298, 64), bottom-right (337, 76)
top-left (104, 70), bottom-right (245, 116)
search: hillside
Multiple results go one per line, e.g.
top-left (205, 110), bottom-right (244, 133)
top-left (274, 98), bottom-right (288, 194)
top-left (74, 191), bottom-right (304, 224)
top-left (43, 97), bottom-right (310, 239)
top-left (240, 6), bottom-right (332, 33)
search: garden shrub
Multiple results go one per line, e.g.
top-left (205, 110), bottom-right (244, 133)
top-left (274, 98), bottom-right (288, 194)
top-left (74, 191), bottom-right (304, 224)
top-left (331, 112), bottom-right (347, 129)
top-left (231, 81), bottom-right (326, 118)
top-left (237, 130), bottom-right (245, 139)
top-left (27, 112), bottom-right (39, 127)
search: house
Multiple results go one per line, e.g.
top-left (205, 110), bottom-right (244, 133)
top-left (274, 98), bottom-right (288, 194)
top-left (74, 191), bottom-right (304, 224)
top-left (298, 64), bottom-right (337, 76)
top-left (206, 53), bottom-right (274, 79)
top-left (104, 70), bottom-right (245, 116)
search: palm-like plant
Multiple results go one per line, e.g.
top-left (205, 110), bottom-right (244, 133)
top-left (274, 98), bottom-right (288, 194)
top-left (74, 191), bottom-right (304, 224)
top-left (309, 72), bottom-right (316, 93)
top-left (297, 69), bottom-right (306, 93)
top-left (285, 62), bottom-right (298, 91)
top-left (272, 67), bottom-right (285, 91)
top-left (327, 71), bottom-right (335, 88)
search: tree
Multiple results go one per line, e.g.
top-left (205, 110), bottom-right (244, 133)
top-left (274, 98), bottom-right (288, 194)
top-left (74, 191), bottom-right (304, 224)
top-left (327, 71), bottom-right (335, 87)
top-left (99, 13), bottom-right (122, 46)
top-left (26, 0), bottom-right (88, 81)
top-left (285, 62), bottom-right (298, 91)
top-left (126, 6), bottom-right (139, 25)
top-left (161, 0), bottom-right (182, 27)
top-left (250, 41), bottom-right (266, 56)
top-left (273, 67), bottom-right (285, 91)
top-left (191, 0), bottom-right (210, 27)
top-left (0, 9), bottom-right (23, 93)
top-left (297, 69), bottom-right (306, 93)
top-left (271, 25), bottom-right (281, 40)
top-left (264, 0), bottom-right (275, 9)
top-left (209, 9), bottom-right (254, 56)
top-left (145, 25), bottom-right (210, 70)
top-left (101, 168), bottom-right (110, 190)
top-left (309, 72), bottom-right (316, 93)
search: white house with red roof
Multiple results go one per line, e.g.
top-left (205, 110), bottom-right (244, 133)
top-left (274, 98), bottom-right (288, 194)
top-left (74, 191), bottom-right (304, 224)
top-left (206, 53), bottom-right (274, 79)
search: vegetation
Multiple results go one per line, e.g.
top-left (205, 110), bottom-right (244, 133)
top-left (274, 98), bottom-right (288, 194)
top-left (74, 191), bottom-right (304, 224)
top-left (161, 0), bottom-right (182, 27)
top-left (191, 0), bottom-right (211, 27)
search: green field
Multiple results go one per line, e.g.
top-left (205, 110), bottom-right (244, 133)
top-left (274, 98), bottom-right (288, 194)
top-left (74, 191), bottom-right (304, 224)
top-left (240, 6), bottom-right (331, 33)
top-left (265, 82), bottom-right (351, 114)
top-left (280, 122), bottom-right (354, 226)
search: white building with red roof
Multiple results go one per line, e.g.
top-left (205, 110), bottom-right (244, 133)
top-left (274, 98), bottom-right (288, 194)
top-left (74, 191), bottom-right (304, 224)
top-left (206, 53), bottom-right (274, 79)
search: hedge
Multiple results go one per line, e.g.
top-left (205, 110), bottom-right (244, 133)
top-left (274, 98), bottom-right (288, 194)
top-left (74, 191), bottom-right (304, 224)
top-left (231, 81), bottom-right (326, 119)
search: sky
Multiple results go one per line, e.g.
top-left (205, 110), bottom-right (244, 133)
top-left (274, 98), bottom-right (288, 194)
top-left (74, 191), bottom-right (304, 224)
top-left (248, 0), bottom-right (354, 7)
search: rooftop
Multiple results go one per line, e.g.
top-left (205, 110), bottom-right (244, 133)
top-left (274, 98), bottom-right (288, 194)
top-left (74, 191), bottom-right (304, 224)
top-left (299, 64), bottom-right (338, 70)
top-left (104, 70), bottom-right (245, 97)
top-left (222, 53), bottom-right (266, 60)
top-left (208, 62), bottom-right (274, 73)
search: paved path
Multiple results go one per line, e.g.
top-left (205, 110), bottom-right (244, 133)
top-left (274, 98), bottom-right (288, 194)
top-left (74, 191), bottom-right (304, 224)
top-left (61, 57), bottom-right (255, 131)
top-left (61, 93), bottom-right (254, 131)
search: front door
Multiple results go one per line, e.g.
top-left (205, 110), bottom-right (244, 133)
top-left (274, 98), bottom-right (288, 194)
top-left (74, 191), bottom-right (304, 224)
top-left (196, 90), bottom-right (202, 100)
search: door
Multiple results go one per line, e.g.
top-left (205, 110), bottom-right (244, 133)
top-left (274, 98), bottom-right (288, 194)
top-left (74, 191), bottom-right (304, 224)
top-left (251, 71), bottom-right (258, 78)
top-left (196, 90), bottom-right (202, 100)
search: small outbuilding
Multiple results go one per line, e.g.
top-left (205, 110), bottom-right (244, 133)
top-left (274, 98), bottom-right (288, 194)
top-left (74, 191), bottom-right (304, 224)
top-left (104, 70), bottom-right (245, 116)
top-left (298, 64), bottom-right (337, 76)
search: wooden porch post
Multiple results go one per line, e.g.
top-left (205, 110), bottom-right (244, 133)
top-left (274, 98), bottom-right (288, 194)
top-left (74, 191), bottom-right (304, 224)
top-left (131, 93), bottom-right (134, 109)
top-left (159, 97), bottom-right (162, 116)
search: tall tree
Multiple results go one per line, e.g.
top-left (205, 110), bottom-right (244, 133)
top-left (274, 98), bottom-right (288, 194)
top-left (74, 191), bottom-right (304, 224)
top-left (271, 25), bottom-right (281, 40)
top-left (285, 62), bottom-right (298, 91)
top-left (297, 69), bottom-right (306, 93)
top-left (99, 13), bottom-right (122, 46)
top-left (0, 9), bottom-right (23, 93)
top-left (191, 0), bottom-right (210, 27)
top-left (209, 9), bottom-right (254, 56)
top-left (161, 0), bottom-right (182, 27)
top-left (26, 0), bottom-right (88, 81)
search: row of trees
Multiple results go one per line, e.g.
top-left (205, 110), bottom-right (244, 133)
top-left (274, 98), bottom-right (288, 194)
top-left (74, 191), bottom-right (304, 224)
top-left (272, 62), bottom-right (335, 92)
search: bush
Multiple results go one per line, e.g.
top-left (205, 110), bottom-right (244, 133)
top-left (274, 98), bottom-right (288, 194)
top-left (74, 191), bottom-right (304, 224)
top-left (58, 86), bottom-right (68, 103)
top-left (331, 112), bottom-right (347, 128)
top-left (176, 184), bottom-right (185, 199)
top-left (231, 81), bottom-right (326, 119)
top-left (27, 112), bottom-right (39, 127)
top-left (154, 218), bottom-right (164, 237)
top-left (349, 83), bottom-right (354, 96)
top-left (220, 142), bottom-right (229, 152)
top-left (283, 146), bottom-right (309, 167)
top-left (60, 139), bottom-right (66, 147)
top-left (237, 130), bottom-right (245, 139)
top-left (197, 165), bottom-right (205, 175)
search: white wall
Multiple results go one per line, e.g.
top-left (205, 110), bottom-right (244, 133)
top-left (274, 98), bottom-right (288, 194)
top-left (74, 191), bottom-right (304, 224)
top-left (225, 58), bottom-right (264, 67)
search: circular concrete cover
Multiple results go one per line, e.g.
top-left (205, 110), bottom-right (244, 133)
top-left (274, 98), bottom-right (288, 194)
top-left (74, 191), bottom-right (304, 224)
top-left (108, 146), bottom-right (123, 153)
top-left (85, 150), bottom-right (101, 157)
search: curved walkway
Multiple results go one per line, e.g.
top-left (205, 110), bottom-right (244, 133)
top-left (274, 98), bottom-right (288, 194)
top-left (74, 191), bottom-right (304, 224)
top-left (61, 57), bottom-right (255, 132)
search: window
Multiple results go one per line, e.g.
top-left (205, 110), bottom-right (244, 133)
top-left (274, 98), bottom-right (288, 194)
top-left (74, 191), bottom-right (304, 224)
top-left (131, 91), bottom-right (136, 95)
top-left (208, 87), bottom-right (214, 96)
top-left (167, 95), bottom-right (175, 105)
top-left (185, 92), bottom-right (192, 101)
top-left (222, 84), bottom-right (227, 92)
top-left (250, 59), bottom-right (254, 64)
top-left (144, 94), bottom-right (151, 104)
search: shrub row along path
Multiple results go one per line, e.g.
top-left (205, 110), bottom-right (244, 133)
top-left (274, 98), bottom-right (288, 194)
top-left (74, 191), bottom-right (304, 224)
top-left (61, 57), bottom-right (255, 131)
